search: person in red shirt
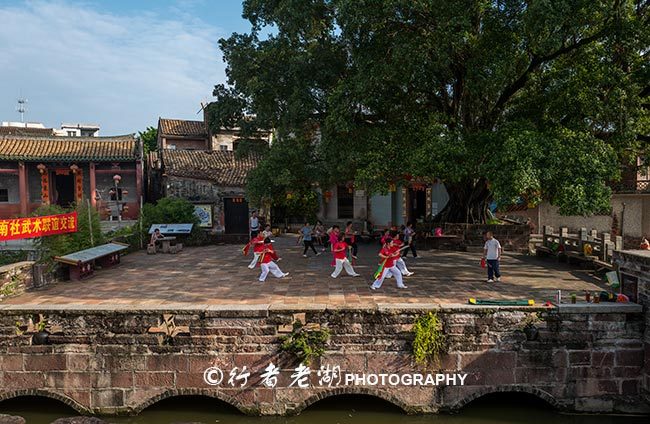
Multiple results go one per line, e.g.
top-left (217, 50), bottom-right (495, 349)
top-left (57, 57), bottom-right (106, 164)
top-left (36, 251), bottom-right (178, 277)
top-left (258, 242), bottom-right (288, 282)
top-left (371, 238), bottom-right (407, 290)
top-left (392, 237), bottom-right (414, 276)
top-left (248, 233), bottom-right (266, 269)
top-left (380, 229), bottom-right (391, 246)
top-left (331, 234), bottom-right (361, 278)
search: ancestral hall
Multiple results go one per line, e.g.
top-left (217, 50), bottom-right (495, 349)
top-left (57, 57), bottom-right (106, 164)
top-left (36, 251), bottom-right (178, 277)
top-left (0, 135), bottom-right (143, 220)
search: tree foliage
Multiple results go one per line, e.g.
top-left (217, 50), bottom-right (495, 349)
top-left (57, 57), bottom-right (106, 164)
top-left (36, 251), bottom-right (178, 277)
top-left (33, 203), bottom-right (105, 267)
top-left (138, 126), bottom-right (158, 154)
top-left (210, 0), bottom-right (649, 222)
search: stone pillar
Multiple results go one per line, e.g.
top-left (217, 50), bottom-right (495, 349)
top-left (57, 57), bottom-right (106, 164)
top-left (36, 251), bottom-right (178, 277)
top-left (90, 162), bottom-right (97, 208)
top-left (18, 161), bottom-right (28, 216)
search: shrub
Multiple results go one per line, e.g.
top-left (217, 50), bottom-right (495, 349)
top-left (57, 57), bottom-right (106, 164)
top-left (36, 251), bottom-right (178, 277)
top-left (412, 311), bottom-right (446, 366)
top-left (135, 197), bottom-right (205, 247)
top-left (33, 203), bottom-right (105, 267)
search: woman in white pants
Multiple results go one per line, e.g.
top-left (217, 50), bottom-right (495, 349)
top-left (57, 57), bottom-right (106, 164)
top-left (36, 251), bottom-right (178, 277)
top-left (330, 235), bottom-right (361, 278)
top-left (371, 238), bottom-right (407, 289)
top-left (258, 246), bottom-right (289, 282)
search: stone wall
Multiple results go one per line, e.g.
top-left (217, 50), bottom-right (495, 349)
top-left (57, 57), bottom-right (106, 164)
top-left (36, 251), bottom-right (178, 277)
top-left (443, 223), bottom-right (530, 251)
top-left (614, 250), bottom-right (650, 404)
top-left (0, 304), bottom-right (646, 416)
top-left (0, 262), bottom-right (34, 301)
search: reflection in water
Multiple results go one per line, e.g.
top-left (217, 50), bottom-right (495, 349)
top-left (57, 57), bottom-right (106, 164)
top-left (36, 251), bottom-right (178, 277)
top-left (0, 394), bottom-right (648, 424)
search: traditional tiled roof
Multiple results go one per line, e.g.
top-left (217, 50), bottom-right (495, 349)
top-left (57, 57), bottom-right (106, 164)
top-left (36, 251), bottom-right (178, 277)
top-left (158, 118), bottom-right (207, 137)
top-left (0, 126), bottom-right (54, 136)
top-left (162, 150), bottom-right (259, 187)
top-left (0, 135), bottom-right (138, 162)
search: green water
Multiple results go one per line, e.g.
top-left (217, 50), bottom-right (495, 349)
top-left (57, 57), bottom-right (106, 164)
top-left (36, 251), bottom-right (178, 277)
top-left (0, 395), bottom-right (647, 424)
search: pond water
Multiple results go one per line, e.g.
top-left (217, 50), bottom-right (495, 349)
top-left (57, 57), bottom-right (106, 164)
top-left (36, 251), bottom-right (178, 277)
top-left (0, 394), bottom-right (647, 424)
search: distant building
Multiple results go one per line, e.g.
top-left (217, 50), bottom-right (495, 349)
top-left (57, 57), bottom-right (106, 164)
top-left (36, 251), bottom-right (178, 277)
top-left (0, 134), bottom-right (143, 220)
top-left (55, 123), bottom-right (100, 137)
top-left (158, 150), bottom-right (259, 232)
top-left (0, 122), bottom-right (54, 137)
top-left (157, 118), bottom-right (209, 150)
top-left (149, 115), bottom-right (272, 233)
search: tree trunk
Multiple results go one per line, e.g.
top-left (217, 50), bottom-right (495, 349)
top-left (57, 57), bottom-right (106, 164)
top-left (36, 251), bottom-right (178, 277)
top-left (437, 178), bottom-right (491, 224)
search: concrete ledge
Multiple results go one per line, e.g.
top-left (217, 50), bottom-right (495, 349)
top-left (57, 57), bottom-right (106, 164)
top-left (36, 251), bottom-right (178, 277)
top-left (0, 261), bottom-right (34, 274)
top-left (555, 303), bottom-right (642, 313)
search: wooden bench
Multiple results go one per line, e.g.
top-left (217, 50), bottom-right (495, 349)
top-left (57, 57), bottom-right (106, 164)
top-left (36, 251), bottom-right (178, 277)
top-left (55, 242), bottom-right (129, 281)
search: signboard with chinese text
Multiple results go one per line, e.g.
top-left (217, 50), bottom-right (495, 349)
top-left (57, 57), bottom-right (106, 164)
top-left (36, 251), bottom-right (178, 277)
top-left (0, 212), bottom-right (78, 242)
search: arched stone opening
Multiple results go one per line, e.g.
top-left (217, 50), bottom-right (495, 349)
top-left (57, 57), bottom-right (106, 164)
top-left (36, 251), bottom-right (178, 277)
top-left (131, 390), bottom-right (246, 415)
top-left (0, 391), bottom-right (88, 415)
top-left (447, 386), bottom-right (560, 412)
top-left (294, 388), bottom-right (409, 415)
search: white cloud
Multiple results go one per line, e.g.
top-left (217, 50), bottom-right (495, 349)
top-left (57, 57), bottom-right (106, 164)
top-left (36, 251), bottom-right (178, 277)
top-left (0, 0), bottom-right (226, 134)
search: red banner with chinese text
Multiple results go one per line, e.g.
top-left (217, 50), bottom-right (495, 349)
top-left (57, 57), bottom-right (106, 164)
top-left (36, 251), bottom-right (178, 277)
top-left (0, 212), bottom-right (78, 241)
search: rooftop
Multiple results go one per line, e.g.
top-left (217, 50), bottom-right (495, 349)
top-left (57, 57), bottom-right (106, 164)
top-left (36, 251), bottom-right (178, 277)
top-left (0, 135), bottom-right (138, 162)
top-left (158, 118), bottom-right (207, 137)
top-left (162, 149), bottom-right (259, 187)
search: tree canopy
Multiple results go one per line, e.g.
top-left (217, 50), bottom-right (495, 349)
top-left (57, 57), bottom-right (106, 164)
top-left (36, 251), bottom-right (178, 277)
top-left (138, 126), bottom-right (158, 154)
top-left (209, 0), bottom-right (649, 222)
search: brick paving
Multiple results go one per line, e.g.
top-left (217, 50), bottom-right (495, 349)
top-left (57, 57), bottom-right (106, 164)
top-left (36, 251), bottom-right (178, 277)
top-left (2, 236), bottom-right (609, 308)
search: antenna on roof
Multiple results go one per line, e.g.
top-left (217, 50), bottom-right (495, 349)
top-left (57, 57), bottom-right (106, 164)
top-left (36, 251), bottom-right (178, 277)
top-left (16, 97), bottom-right (28, 123)
top-left (196, 100), bottom-right (208, 115)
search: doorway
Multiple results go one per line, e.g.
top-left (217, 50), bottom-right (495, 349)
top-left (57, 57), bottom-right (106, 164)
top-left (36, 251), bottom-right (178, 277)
top-left (53, 172), bottom-right (75, 207)
top-left (408, 188), bottom-right (427, 223)
top-left (223, 197), bottom-right (249, 234)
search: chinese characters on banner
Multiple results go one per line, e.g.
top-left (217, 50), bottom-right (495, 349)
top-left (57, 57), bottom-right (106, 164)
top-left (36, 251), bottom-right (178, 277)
top-left (0, 212), bottom-right (78, 242)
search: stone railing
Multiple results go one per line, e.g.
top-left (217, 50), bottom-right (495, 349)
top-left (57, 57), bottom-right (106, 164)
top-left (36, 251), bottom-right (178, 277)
top-left (0, 303), bottom-right (646, 416)
top-left (0, 261), bottom-right (34, 301)
top-left (442, 223), bottom-right (530, 252)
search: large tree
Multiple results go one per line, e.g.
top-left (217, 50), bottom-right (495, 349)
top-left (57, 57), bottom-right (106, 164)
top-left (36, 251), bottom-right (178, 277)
top-left (209, 0), bottom-right (649, 222)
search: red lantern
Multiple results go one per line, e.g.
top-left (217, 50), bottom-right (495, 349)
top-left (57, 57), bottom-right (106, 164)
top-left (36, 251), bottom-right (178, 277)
top-left (324, 191), bottom-right (332, 202)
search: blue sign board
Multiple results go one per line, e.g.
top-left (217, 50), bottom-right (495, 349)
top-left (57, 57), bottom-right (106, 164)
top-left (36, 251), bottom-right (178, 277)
top-left (148, 224), bottom-right (194, 235)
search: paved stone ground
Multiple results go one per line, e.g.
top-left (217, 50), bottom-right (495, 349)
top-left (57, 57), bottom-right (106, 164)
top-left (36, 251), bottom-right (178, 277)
top-left (2, 235), bottom-right (609, 308)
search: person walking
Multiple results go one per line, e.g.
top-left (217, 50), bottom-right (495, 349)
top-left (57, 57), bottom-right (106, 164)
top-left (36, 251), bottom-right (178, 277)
top-left (371, 238), bottom-right (407, 290)
top-left (344, 221), bottom-right (358, 259)
top-left (482, 231), bottom-right (502, 282)
top-left (249, 211), bottom-right (260, 239)
top-left (402, 221), bottom-right (418, 258)
top-left (331, 234), bottom-right (361, 278)
top-left (300, 222), bottom-right (320, 257)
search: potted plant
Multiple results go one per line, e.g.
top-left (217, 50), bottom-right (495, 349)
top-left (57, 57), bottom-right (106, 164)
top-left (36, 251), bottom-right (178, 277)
top-left (32, 320), bottom-right (50, 345)
top-left (520, 313), bottom-right (541, 341)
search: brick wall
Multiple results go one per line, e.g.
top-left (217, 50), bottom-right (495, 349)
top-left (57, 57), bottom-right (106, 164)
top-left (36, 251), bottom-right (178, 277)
top-left (614, 251), bottom-right (650, 404)
top-left (0, 262), bottom-right (34, 301)
top-left (0, 305), bottom-right (646, 416)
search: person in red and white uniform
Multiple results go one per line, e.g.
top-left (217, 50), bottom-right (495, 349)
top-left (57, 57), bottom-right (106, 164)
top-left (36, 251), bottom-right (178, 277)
top-left (331, 234), bottom-right (361, 278)
top-left (248, 233), bottom-right (266, 269)
top-left (392, 236), bottom-right (414, 276)
top-left (258, 242), bottom-right (289, 282)
top-left (371, 238), bottom-right (407, 290)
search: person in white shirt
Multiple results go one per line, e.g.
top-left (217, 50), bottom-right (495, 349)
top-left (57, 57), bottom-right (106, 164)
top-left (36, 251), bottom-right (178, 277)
top-left (249, 211), bottom-right (260, 239)
top-left (482, 231), bottom-right (502, 282)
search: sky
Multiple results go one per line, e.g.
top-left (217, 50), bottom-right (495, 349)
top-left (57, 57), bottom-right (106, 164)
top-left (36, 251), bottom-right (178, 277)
top-left (0, 0), bottom-right (254, 135)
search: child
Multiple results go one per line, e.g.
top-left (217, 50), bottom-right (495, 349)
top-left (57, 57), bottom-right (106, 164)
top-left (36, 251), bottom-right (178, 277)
top-left (482, 231), bottom-right (502, 282)
top-left (300, 222), bottom-right (320, 257)
top-left (331, 234), bottom-right (361, 278)
top-left (248, 232), bottom-right (266, 269)
top-left (402, 221), bottom-right (417, 258)
top-left (371, 238), bottom-right (407, 290)
top-left (258, 242), bottom-right (289, 282)
top-left (344, 221), bottom-right (358, 259)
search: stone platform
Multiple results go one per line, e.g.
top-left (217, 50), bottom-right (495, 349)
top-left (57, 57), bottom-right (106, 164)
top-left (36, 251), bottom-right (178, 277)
top-left (1, 235), bottom-right (610, 308)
